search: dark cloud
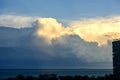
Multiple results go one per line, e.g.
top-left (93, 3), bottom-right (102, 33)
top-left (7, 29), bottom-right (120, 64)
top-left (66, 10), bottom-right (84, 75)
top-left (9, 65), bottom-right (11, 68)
top-left (0, 26), bottom-right (112, 69)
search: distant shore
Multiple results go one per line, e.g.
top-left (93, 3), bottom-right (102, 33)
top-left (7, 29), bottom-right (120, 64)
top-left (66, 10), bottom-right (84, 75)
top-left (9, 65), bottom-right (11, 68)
top-left (4, 74), bottom-right (113, 80)
top-left (0, 69), bottom-right (113, 80)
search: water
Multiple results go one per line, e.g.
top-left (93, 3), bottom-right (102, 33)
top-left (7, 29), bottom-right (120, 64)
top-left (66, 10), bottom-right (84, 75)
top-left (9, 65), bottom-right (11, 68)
top-left (0, 69), bottom-right (113, 79)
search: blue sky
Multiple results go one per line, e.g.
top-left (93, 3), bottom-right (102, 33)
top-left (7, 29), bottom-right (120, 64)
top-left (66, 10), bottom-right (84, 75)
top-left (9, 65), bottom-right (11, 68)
top-left (1, 0), bottom-right (120, 19)
top-left (0, 0), bottom-right (120, 69)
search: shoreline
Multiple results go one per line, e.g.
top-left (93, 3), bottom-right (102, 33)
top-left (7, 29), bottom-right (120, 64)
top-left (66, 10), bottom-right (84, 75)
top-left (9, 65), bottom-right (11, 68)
top-left (3, 74), bottom-right (113, 80)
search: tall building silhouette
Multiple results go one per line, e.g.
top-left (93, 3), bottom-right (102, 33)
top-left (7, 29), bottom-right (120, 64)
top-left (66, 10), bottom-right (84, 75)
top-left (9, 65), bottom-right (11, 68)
top-left (112, 40), bottom-right (120, 80)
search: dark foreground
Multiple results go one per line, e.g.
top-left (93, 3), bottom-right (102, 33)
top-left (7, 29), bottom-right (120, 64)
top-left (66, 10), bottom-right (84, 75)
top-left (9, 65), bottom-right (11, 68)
top-left (5, 74), bottom-right (113, 80)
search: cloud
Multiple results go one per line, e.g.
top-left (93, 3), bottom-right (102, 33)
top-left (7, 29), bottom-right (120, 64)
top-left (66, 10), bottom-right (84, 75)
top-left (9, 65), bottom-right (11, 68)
top-left (0, 14), bottom-right (117, 68)
top-left (71, 16), bottom-right (120, 46)
top-left (0, 15), bottom-right (37, 28)
top-left (36, 18), bottom-right (73, 44)
top-left (1, 14), bottom-right (120, 46)
top-left (36, 16), bottom-right (120, 46)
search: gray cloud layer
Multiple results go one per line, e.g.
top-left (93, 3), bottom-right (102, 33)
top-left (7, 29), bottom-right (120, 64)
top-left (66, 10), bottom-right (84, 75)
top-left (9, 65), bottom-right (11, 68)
top-left (0, 27), bottom-right (112, 69)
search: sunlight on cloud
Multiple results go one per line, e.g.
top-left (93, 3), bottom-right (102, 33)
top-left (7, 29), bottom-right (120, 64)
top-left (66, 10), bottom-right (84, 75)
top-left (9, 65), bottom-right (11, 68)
top-left (71, 16), bottom-right (120, 46)
top-left (36, 16), bottom-right (120, 46)
top-left (36, 18), bottom-right (73, 44)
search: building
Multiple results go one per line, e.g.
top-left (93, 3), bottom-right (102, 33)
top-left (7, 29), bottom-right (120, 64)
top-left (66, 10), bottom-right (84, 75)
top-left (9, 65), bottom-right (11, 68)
top-left (112, 40), bottom-right (120, 80)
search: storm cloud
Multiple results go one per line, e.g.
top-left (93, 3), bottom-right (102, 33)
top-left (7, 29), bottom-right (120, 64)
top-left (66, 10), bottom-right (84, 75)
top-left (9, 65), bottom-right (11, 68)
top-left (0, 15), bottom-right (114, 69)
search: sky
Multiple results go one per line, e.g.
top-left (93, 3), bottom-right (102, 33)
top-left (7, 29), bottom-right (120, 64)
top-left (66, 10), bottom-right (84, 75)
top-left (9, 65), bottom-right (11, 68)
top-left (0, 0), bottom-right (120, 69)
top-left (1, 0), bottom-right (120, 19)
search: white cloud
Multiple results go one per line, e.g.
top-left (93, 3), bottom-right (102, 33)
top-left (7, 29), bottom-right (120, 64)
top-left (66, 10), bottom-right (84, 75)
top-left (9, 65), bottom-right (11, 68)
top-left (0, 15), bottom-right (38, 28)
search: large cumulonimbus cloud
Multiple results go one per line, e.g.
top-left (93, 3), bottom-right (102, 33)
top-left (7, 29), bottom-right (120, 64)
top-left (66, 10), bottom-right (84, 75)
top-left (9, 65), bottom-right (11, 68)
top-left (1, 14), bottom-right (118, 68)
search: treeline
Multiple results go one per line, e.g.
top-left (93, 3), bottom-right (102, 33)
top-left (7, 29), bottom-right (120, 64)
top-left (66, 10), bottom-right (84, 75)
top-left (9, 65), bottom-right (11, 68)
top-left (6, 74), bottom-right (113, 80)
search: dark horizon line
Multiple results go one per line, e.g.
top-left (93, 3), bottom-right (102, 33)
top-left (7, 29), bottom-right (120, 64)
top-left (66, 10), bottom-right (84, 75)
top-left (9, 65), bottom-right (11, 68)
top-left (0, 68), bottom-right (113, 70)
